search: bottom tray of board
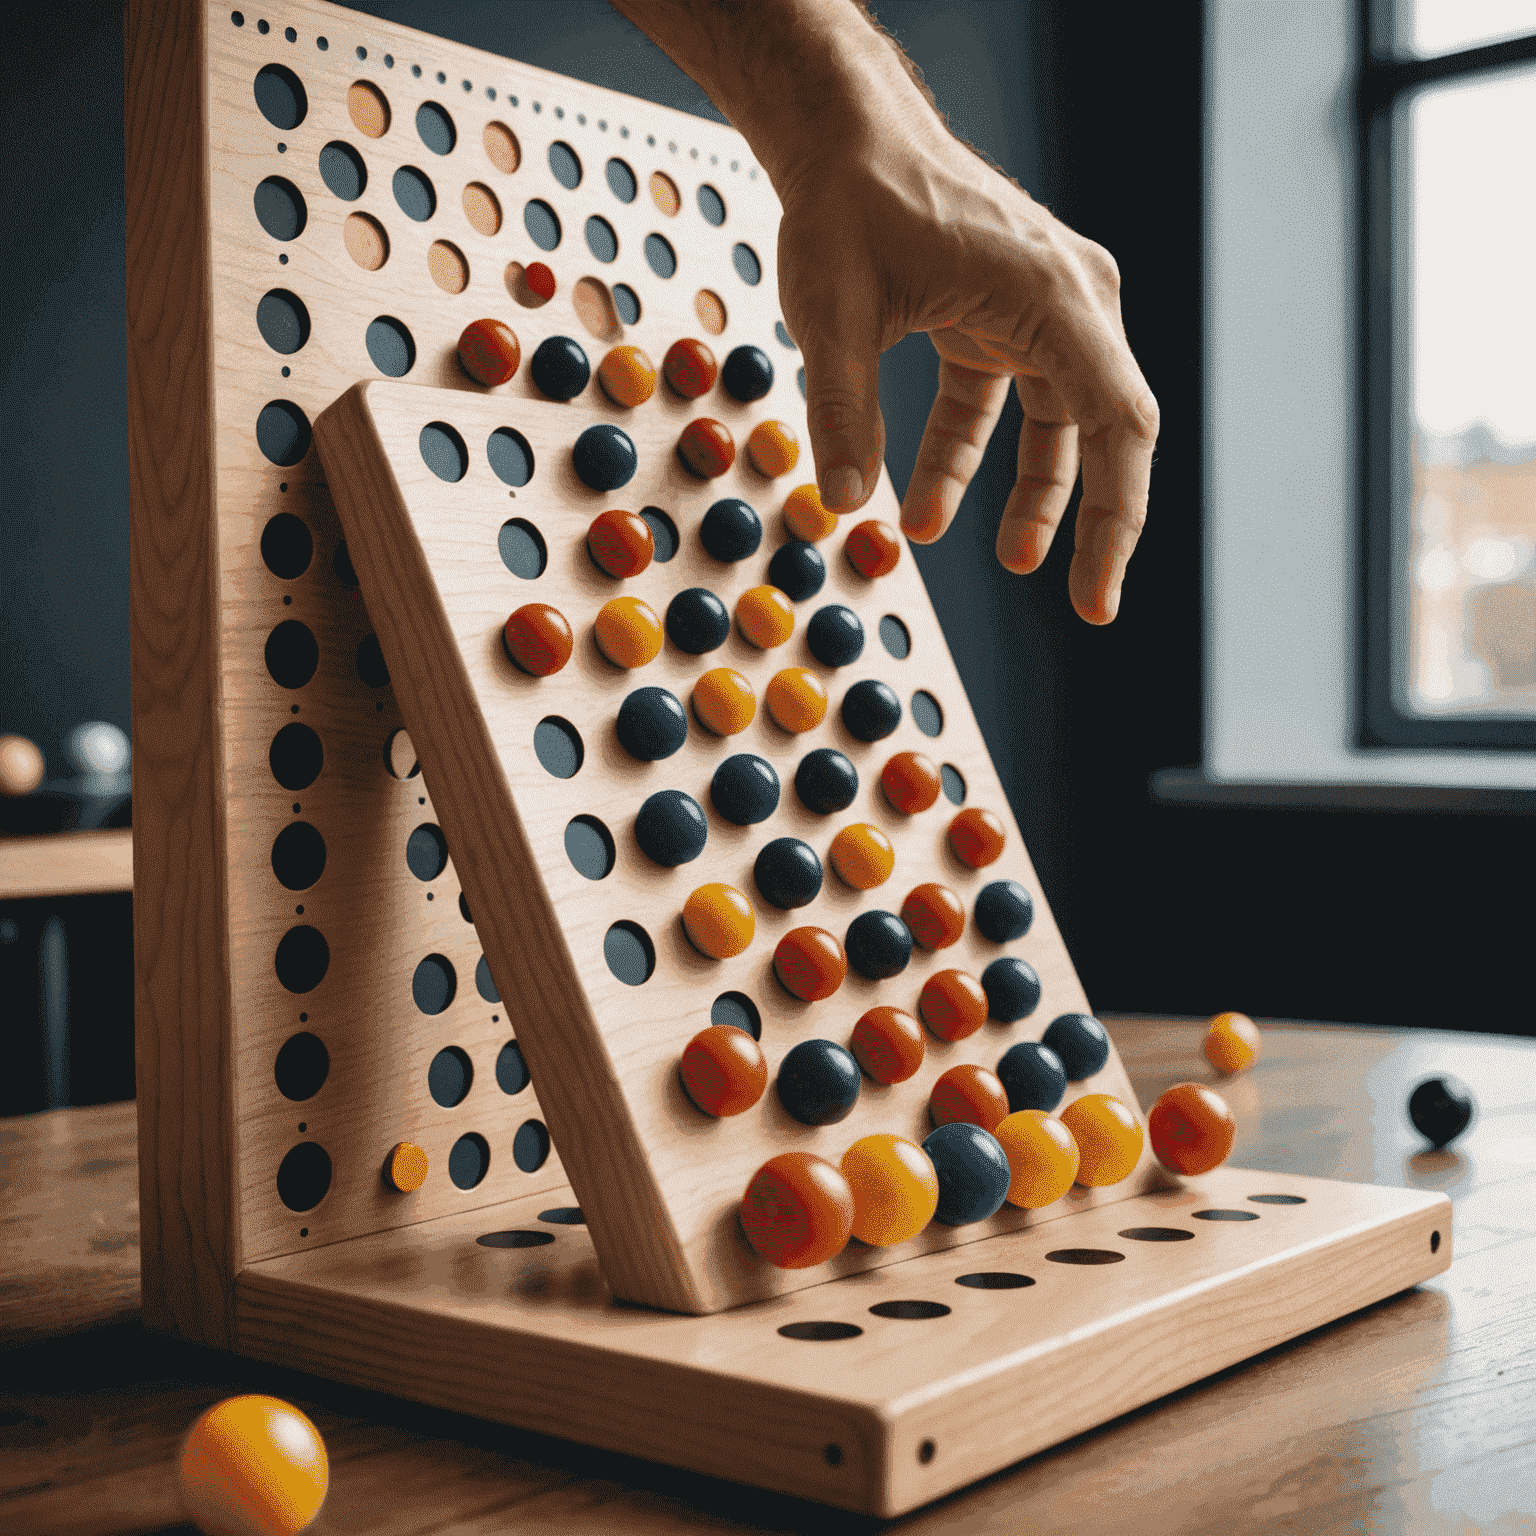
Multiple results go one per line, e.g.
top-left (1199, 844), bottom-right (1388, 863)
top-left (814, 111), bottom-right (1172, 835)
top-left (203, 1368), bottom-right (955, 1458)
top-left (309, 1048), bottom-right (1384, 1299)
top-left (235, 1167), bottom-right (1450, 1517)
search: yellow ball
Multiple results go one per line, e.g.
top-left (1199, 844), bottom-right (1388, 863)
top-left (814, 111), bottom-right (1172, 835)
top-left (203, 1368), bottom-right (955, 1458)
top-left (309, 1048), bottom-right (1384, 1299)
top-left (993, 1110), bottom-right (1079, 1208)
top-left (841, 1133), bottom-right (939, 1246)
top-left (385, 1141), bottom-right (428, 1192)
top-left (0, 734), bottom-right (45, 796)
top-left (594, 595), bottom-right (663, 669)
top-left (1204, 1011), bottom-right (1261, 1075)
top-left (682, 883), bottom-right (755, 959)
top-left (765, 667), bottom-right (828, 733)
top-left (178, 1395), bottom-right (328, 1536)
top-left (735, 584), bottom-right (795, 649)
top-left (746, 419), bottom-right (801, 478)
top-left (692, 667), bottom-right (756, 735)
top-left (597, 344), bottom-right (657, 408)
top-left (1059, 1094), bottom-right (1144, 1187)
top-left (782, 483), bottom-right (838, 542)
top-left (830, 823), bottom-right (895, 890)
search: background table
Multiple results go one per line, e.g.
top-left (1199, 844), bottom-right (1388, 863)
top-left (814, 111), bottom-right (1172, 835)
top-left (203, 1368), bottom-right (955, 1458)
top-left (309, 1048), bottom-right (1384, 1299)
top-left (3, 1019), bottom-right (1533, 1535)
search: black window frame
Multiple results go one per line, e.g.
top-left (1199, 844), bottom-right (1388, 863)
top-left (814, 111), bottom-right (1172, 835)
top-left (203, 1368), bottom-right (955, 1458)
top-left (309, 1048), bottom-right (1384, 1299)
top-left (1358, 1), bottom-right (1536, 749)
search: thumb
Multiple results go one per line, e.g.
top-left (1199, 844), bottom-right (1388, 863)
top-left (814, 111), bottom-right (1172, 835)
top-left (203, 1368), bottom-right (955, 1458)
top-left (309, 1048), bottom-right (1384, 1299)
top-left (794, 311), bottom-right (886, 515)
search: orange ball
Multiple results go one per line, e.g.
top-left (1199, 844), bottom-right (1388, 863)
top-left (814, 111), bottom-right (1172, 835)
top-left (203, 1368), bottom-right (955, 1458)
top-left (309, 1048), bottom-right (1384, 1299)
top-left (594, 595), bottom-right (663, 669)
top-left (682, 883), bottom-right (755, 959)
top-left (881, 751), bottom-right (941, 814)
top-left (692, 667), bottom-right (756, 735)
top-left (993, 1110), bottom-right (1080, 1208)
top-left (457, 317), bottom-right (521, 386)
top-left (1149, 1082), bottom-right (1237, 1176)
top-left (929, 1063), bottom-right (1010, 1133)
top-left (587, 508), bottom-right (654, 579)
top-left (681, 1025), bottom-right (768, 1117)
top-left (178, 1395), bottom-right (328, 1536)
top-left (845, 519), bottom-right (901, 578)
top-left (746, 419), bottom-right (801, 477)
top-left (782, 483), bottom-right (838, 542)
top-left (384, 1142), bottom-right (428, 1193)
top-left (841, 1134), bottom-right (938, 1246)
top-left (774, 926), bottom-right (847, 1001)
top-left (948, 806), bottom-right (1006, 868)
top-left (1204, 1011), bottom-right (1262, 1075)
top-left (1059, 1094), bottom-right (1144, 1187)
top-left (900, 883), bottom-right (965, 950)
top-left (597, 344), bottom-right (657, 408)
top-left (504, 603), bottom-right (573, 676)
top-left (765, 667), bottom-right (828, 733)
top-left (735, 584), bottom-right (795, 648)
top-left (829, 822), bottom-right (895, 889)
top-left (918, 969), bottom-right (989, 1042)
top-left (663, 337), bottom-right (718, 398)
top-left (0, 734), bottom-right (46, 796)
top-left (740, 1152), bottom-right (854, 1268)
top-left (677, 417), bottom-right (736, 478)
top-left (850, 1006), bottom-right (925, 1085)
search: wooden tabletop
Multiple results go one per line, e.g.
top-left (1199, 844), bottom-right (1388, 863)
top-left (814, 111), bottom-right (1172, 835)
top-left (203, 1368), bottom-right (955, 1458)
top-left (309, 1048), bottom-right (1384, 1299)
top-left (3, 1018), bottom-right (1533, 1534)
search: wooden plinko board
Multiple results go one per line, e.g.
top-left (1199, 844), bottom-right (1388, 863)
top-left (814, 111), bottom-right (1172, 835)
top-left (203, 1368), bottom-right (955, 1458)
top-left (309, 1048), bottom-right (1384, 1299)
top-left (238, 1166), bottom-right (1452, 1517)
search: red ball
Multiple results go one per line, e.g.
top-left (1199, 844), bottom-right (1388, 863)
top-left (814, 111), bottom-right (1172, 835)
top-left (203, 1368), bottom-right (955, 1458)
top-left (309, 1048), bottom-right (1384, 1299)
top-left (1148, 1082), bottom-right (1237, 1176)
top-left (525, 261), bottom-right (557, 300)
top-left (587, 509), bottom-right (654, 579)
top-left (740, 1152), bottom-right (855, 1269)
top-left (929, 1063), bottom-right (1010, 1133)
top-left (503, 603), bottom-right (573, 676)
top-left (899, 883), bottom-right (965, 950)
top-left (663, 337), bottom-right (718, 399)
top-left (850, 1006), bottom-right (925, 1085)
top-left (677, 418), bottom-right (736, 479)
top-left (457, 318), bottom-right (521, 386)
top-left (918, 969), bottom-right (988, 1041)
top-left (881, 751), bottom-right (941, 814)
top-left (845, 520), bottom-right (902, 578)
top-left (947, 807), bottom-right (1006, 869)
top-left (680, 1025), bottom-right (768, 1117)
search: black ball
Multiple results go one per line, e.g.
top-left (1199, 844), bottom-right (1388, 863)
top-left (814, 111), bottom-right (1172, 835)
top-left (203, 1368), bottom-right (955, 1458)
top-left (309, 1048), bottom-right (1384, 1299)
top-left (634, 789), bottom-right (707, 866)
top-left (1041, 1013), bottom-right (1110, 1082)
top-left (923, 1122), bottom-right (1011, 1225)
top-left (996, 1040), bottom-right (1067, 1113)
top-left (974, 880), bottom-right (1035, 943)
top-left (530, 335), bottom-right (590, 400)
top-left (754, 837), bottom-right (823, 909)
top-left (1408, 1075), bottom-right (1474, 1149)
top-left (665, 587), bottom-right (731, 654)
top-left (721, 343), bottom-right (774, 403)
top-left (806, 605), bottom-right (864, 667)
top-left (700, 497), bottom-right (762, 563)
top-left (841, 680), bottom-right (902, 743)
top-left (616, 686), bottom-right (689, 761)
top-left (845, 909), bottom-right (912, 980)
top-left (776, 1038), bottom-right (860, 1126)
top-left (711, 753), bottom-right (780, 825)
top-left (794, 748), bottom-right (858, 814)
top-left (573, 423), bottom-right (637, 491)
top-left (766, 540), bottom-right (826, 601)
top-left (982, 957), bottom-right (1042, 1022)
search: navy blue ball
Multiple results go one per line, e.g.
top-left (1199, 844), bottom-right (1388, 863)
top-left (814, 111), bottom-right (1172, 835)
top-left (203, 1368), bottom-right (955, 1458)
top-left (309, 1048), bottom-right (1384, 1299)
top-left (700, 498), bottom-right (762, 563)
top-left (845, 909), bottom-right (912, 980)
top-left (1408, 1075), bottom-right (1475, 1149)
top-left (806, 605), bottom-right (864, 667)
top-left (634, 790), bottom-right (707, 866)
top-left (1041, 1013), bottom-right (1110, 1081)
top-left (923, 1122), bottom-right (1011, 1225)
top-left (794, 748), bottom-right (858, 814)
top-left (754, 837), bottom-right (823, 909)
top-left (841, 680), bottom-right (902, 743)
top-left (996, 1040), bottom-right (1067, 1113)
top-left (974, 879), bottom-right (1035, 943)
top-left (665, 587), bottom-right (731, 654)
top-left (573, 423), bottom-right (638, 491)
top-left (766, 540), bottom-right (826, 601)
top-left (983, 957), bottom-right (1042, 1022)
top-left (616, 686), bottom-right (689, 761)
top-left (776, 1038), bottom-right (860, 1125)
top-left (721, 344), bottom-right (774, 403)
top-left (530, 335), bottom-right (590, 400)
top-left (711, 753), bottom-right (780, 825)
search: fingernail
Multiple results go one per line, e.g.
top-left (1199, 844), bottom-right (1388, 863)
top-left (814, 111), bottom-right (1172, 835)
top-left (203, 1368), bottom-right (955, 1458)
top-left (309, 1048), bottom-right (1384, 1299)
top-left (821, 465), bottom-right (863, 512)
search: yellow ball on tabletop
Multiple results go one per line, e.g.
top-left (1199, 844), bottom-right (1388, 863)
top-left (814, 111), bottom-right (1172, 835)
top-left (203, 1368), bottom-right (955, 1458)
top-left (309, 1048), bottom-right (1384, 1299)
top-left (178, 1395), bottom-right (328, 1536)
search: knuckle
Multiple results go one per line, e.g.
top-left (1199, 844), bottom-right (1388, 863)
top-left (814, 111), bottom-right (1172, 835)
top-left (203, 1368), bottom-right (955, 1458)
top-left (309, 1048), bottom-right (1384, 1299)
top-left (1077, 238), bottom-right (1121, 293)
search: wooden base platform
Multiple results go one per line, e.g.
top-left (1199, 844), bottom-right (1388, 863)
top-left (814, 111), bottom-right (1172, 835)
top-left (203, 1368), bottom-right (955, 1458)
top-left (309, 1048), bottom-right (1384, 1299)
top-left (236, 1165), bottom-right (1450, 1516)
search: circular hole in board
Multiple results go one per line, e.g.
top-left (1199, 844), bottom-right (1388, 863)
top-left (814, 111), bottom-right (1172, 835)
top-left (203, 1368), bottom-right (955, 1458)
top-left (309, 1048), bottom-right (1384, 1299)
top-left (869, 1300), bottom-right (950, 1320)
top-left (406, 823), bottom-right (448, 881)
top-left (477, 1229), bottom-right (553, 1248)
top-left (1045, 1249), bottom-right (1125, 1265)
top-left (271, 821), bottom-right (326, 890)
top-left (911, 690), bottom-right (943, 737)
top-left (1192, 1209), bottom-right (1260, 1222)
top-left (449, 1133), bottom-right (491, 1189)
top-left (693, 289), bottom-right (726, 335)
top-left (256, 399), bottom-right (312, 466)
top-left (1248, 1194), bottom-right (1307, 1205)
top-left (565, 814), bottom-right (615, 879)
top-left (344, 213), bottom-right (389, 271)
top-left (254, 62), bottom-right (308, 129)
top-left (585, 216), bottom-right (618, 263)
top-left (416, 100), bottom-right (457, 155)
top-left (384, 727), bottom-right (419, 780)
top-left (420, 421), bottom-right (469, 482)
top-left (498, 518), bottom-right (546, 578)
top-left (496, 1041), bottom-right (529, 1095)
top-left (523, 199), bottom-right (561, 251)
top-left (1431, 1230), bottom-right (1441, 1253)
top-left (318, 140), bottom-right (367, 200)
top-left (533, 717), bottom-right (583, 779)
top-left (475, 955), bottom-right (501, 1003)
top-left (412, 953), bottom-right (457, 1015)
top-left (878, 616), bottom-right (910, 660)
top-left (548, 140), bottom-right (582, 188)
top-left (539, 1206), bottom-right (584, 1224)
top-left (459, 892), bottom-right (474, 924)
top-left (605, 157), bottom-right (636, 202)
top-left (732, 242), bottom-right (761, 286)
top-left (488, 429), bottom-right (535, 488)
top-left (275, 925), bottom-right (329, 993)
top-left (428, 240), bottom-right (469, 294)
top-left (347, 78), bottom-right (390, 137)
top-left (778, 1321), bottom-right (862, 1341)
top-left (644, 233), bottom-right (676, 279)
top-left (260, 511), bottom-right (312, 576)
top-left (264, 620), bottom-right (318, 689)
top-left (276, 1142), bottom-right (332, 1211)
top-left (428, 1045), bottom-right (473, 1107)
top-left (612, 283), bottom-right (641, 325)
top-left (462, 181), bottom-right (501, 235)
top-left (393, 167), bottom-right (437, 225)
top-left (696, 184), bottom-right (725, 225)
top-left (775, 321), bottom-right (797, 350)
top-left (955, 1272), bottom-right (1035, 1290)
top-left (356, 633), bottom-right (390, 688)
top-left (270, 723), bottom-right (323, 789)
top-left (918, 1440), bottom-right (936, 1466)
top-left (940, 764), bottom-right (966, 805)
top-left (640, 508), bottom-right (678, 561)
top-left (274, 1031), bottom-right (329, 1101)
top-left (484, 121), bottom-right (520, 173)
top-left (711, 991), bottom-right (761, 1039)
top-left (572, 277), bottom-right (621, 342)
top-left (513, 1119), bottom-right (551, 1173)
top-left (604, 920), bottom-right (654, 986)
top-left (649, 171), bottom-right (679, 215)
top-left (1119, 1227), bottom-right (1195, 1242)
top-left (256, 290), bottom-right (311, 355)
top-left (254, 176), bottom-right (307, 241)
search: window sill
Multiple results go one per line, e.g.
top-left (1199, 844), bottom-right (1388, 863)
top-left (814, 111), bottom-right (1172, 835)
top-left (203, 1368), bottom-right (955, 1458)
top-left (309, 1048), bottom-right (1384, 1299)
top-left (1149, 768), bottom-right (1536, 815)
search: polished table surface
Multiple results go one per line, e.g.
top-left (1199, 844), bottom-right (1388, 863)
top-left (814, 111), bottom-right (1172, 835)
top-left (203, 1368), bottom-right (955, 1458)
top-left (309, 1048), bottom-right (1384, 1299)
top-left (3, 1018), bottom-right (1533, 1535)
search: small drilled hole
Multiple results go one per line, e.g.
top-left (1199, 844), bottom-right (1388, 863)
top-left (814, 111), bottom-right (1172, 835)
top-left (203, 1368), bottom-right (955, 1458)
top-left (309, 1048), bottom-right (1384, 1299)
top-left (918, 1440), bottom-right (936, 1465)
top-left (1431, 1230), bottom-right (1441, 1252)
top-left (824, 1444), bottom-right (843, 1467)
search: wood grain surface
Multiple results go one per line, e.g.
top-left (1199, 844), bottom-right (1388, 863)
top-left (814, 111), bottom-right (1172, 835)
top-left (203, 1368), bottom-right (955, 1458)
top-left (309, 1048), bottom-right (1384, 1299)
top-left (5, 1019), bottom-right (1533, 1532)
top-left (0, 830), bottom-right (133, 901)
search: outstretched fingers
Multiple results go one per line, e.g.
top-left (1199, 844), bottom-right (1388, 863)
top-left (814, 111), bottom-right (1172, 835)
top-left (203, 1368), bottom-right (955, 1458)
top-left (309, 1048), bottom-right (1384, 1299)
top-left (996, 375), bottom-right (1080, 574)
top-left (899, 358), bottom-right (1013, 544)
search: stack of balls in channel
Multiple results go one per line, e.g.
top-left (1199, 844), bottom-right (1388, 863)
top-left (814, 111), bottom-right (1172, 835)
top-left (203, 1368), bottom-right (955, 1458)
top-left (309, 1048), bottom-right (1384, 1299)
top-left (455, 316), bottom-right (1246, 1271)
